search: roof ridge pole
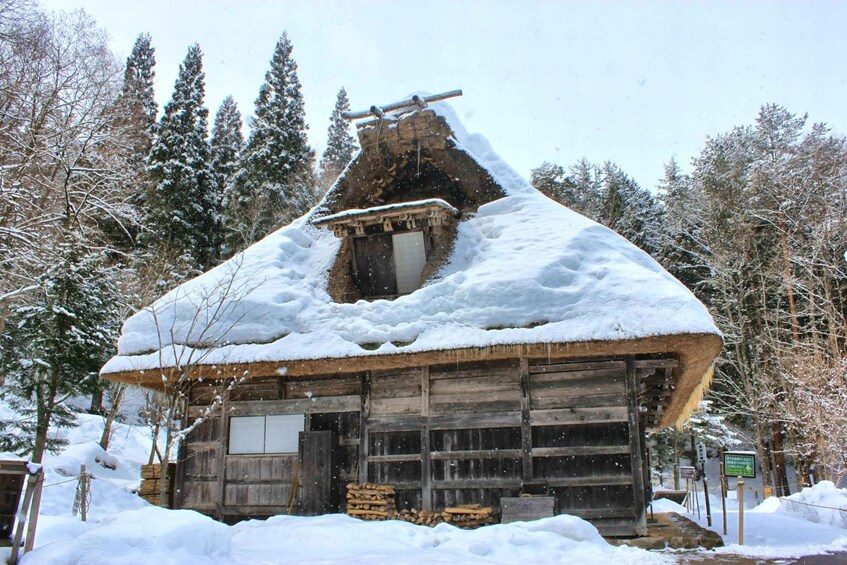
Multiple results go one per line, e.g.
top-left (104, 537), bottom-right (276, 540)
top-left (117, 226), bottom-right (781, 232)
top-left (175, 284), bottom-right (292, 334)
top-left (342, 89), bottom-right (463, 121)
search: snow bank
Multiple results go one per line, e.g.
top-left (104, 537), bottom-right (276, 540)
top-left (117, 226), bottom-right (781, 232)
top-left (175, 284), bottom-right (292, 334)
top-left (102, 103), bottom-right (718, 377)
top-left (778, 481), bottom-right (847, 528)
top-left (228, 513), bottom-right (665, 565)
top-left (23, 507), bottom-right (231, 565)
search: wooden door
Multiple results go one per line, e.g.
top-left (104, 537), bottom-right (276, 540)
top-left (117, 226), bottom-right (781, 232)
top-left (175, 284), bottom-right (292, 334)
top-left (298, 431), bottom-right (335, 516)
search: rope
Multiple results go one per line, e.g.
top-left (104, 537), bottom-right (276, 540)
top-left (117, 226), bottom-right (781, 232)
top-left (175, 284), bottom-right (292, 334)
top-left (778, 496), bottom-right (847, 513)
top-left (43, 477), bottom-right (77, 488)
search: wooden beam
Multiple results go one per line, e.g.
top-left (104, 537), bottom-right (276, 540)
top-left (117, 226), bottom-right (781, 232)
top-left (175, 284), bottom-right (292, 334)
top-left (429, 449), bottom-right (522, 461)
top-left (530, 406), bottom-right (628, 426)
top-left (358, 373), bottom-right (370, 484)
top-left (531, 445), bottom-right (630, 457)
top-left (520, 358), bottom-right (533, 482)
top-left (626, 356), bottom-right (648, 536)
top-left (421, 425), bottom-right (431, 511)
top-left (342, 89), bottom-right (463, 120)
top-left (226, 395), bottom-right (360, 416)
top-left (215, 388), bottom-right (230, 520)
top-left (545, 474), bottom-right (633, 488)
top-left (431, 478), bottom-right (522, 490)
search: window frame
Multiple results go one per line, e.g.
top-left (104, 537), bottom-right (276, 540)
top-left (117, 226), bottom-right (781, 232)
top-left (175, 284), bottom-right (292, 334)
top-left (228, 413), bottom-right (305, 455)
top-left (351, 225), bottom-right (431, 299)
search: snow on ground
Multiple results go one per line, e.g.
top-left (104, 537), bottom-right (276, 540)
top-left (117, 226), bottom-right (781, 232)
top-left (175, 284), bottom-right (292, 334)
top-left (680, 482), bottom-right (847, 560)
top-left (5, 404), bottom-right (847, 563)
top-left (102, 102), bottom-right (719, 377)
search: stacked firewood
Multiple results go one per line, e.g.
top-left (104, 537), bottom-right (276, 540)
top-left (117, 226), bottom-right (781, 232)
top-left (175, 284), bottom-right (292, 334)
top-left (396, 504), bottom-right (495, 529)
top-left (397, 509), bottom-right (446, 526)
top-left (345, 483), bottom-right (397, 520)
top-left (442, 504), bottom-right (496, 528)
top-left (137, 463), bottom-right (175, 508)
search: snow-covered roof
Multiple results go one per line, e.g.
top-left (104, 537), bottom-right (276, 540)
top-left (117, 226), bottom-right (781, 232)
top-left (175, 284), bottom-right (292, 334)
top-left (101, 101), bottom-right (721, 426)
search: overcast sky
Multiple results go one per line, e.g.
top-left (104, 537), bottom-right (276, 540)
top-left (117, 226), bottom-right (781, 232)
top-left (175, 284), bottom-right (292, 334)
top-left (41, 0), bottom-right (847, 191)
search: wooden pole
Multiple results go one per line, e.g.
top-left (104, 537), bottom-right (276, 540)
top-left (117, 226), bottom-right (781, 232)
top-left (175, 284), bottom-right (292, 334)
top-left (703, 476), bottom-right (712, 527)
top-left (23, 469), bottom-right (44, 553)
top-left (9, 473), bottom-right (38, 564)
top-left (693, 478), bottom-right (701, 519)
top-left (80, 464), bottom-right (87, 522)
top-left (737, 477), bottom-right (744, 545)
top-left (720, 448), bottom-right (727, 535)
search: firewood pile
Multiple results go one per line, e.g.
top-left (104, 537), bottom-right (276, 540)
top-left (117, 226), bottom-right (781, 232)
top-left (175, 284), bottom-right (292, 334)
top-left (345, 483), bottom-right (397, 520)
top-left (396, 504), bottom-right (495, 529)
top-left (442, 504), bottom-right (496, 528)
top-left (345, 483), bottom-right (496, 528)
top-left (396, 509), bottom-right (445, 526)
top-left (137, 463), bottom-right (175, 508)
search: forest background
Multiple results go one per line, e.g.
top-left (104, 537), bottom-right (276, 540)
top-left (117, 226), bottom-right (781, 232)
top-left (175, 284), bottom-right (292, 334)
top-left (1, 1), bottom-right (846, 499)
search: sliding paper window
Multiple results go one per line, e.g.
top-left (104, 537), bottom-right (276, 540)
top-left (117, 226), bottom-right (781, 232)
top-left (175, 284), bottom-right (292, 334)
top-left (392, 231), bottom-right (426, 294)
top-left (229, 414), bottom-right (304, 454)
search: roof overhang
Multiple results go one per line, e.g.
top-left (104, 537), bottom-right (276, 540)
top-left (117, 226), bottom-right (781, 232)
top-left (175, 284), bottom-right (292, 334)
top-left (312, 198), bottom-right (460, 238)
top-left (102, 332), bottom-right (721, 429)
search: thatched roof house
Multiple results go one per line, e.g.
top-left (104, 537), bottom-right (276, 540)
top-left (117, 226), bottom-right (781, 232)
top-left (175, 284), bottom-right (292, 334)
top-left (102, 94), bottom-right (721, 535)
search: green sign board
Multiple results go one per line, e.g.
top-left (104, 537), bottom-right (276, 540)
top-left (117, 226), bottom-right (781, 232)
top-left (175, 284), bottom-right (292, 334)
top-left (723, 452), bottom-right (756, 478)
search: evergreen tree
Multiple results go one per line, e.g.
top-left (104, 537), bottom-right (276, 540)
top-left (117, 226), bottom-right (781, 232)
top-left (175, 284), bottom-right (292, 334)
top-left (318, 87), bottom-right (357, 191)
top-left (120, 33), bottom-right (157, 147)
top-left (211, 96), bottom-right (243, 258)
top-left (146, 44), bottom-right (218, 269)
top-left (0, 240), bottom-right (120, 462)
top-left (225, 33), bottom-right (315, 252)
top-left (598, 162), bottom-right (663, 257)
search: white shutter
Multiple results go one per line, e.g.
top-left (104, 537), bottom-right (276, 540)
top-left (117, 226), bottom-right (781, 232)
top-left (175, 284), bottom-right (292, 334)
top-left (229, 416), bottom-right (265, 454)
top-left (392, 231), bottom-right (426, 294)
top-left (264, 414), bottom-right (305, 453)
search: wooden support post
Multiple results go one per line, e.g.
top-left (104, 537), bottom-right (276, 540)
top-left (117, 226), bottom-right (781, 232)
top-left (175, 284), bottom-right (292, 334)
top-left (519, 359), bottom-right (533, 483)
top-left (358, 372), bottom-right (371, 485)
top-left (215, 388), bottom-right (230, 519)
top-left (23, 469), bottom-right (44, 553)
top-left (80, 464), bottom-right (87, 522)
top-left (625, 356), bottom-right (648, 536)
top-left (10, 472), bottom-right (38, 564)
top-left (421, 367), bottom-right (431, 511)
top-left (703, 476), bottom-right (712, 527)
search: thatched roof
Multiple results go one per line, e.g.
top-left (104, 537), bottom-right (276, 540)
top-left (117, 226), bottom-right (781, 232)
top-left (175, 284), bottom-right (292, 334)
top-left (101, 100), bottom-right (721, 427)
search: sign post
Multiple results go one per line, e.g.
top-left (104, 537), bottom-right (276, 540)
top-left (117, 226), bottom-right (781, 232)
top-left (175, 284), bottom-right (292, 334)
top-left (722, 451), bottom-right (755, 546)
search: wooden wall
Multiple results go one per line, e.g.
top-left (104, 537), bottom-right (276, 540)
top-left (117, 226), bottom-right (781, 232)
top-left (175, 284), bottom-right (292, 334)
top-left (177, 355), bottom-right (675, 536)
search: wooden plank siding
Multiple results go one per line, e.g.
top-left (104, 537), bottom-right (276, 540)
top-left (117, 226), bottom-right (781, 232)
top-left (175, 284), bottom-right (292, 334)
top-left (176, 357), bottom-right (669, 536)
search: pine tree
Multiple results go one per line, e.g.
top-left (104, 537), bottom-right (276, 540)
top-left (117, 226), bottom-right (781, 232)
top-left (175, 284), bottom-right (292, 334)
top-left (0, 239), bottom-right (120, 462)
top-left (146, 44), bottom-right (218, 270)
top-left (120, 33), bottom-right (157, 148)
top-left (318, 87), bottom-right (357, 191)
top-left (225, 33), bottom-right (315, 252)
top-left (211, 96), bottom-right (243, 258)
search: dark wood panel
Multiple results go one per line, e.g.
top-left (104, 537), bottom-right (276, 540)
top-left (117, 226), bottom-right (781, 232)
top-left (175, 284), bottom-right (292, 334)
top-left (227, 396), bottom-right (359, 416)
top-left (299, 431), bottom-right (335, 515)
top-left (530, 392), bottom-right (627, 411)
top-left (531, 407), bottom-right (628, 425)
top-left (529, 360), bottom-right (625, 374)
top-left (225, 455), bottom-right (298, 482)
top-left (225, 484), bottom-right (293, 507)
top-left (285, 375), bottom-right (362, 398)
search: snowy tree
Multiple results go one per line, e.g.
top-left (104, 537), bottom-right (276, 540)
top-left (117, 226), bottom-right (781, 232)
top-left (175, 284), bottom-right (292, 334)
top-left (530, 159), bottom-right (662, 258)
top-left (211, 96), bottom-right (243, 258)
top-left (0, 240), bottom-right (120, 462)
top-left (118, 33), bottom-right (157, 155)
top-left (318, 87), bottom-right (357, 192)
top-left (225, 33), bottom-right (315, 253)
top-left (146, 44), bottom-right (219, 270)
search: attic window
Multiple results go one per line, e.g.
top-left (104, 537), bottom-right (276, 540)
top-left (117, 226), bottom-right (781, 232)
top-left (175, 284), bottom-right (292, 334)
top-left (352, 231), bottom-right (427, 296)
top-left (313, 199), bottom-right (459, 298)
